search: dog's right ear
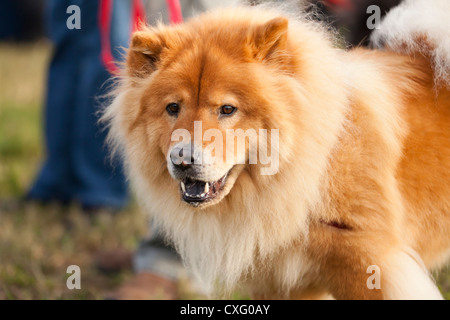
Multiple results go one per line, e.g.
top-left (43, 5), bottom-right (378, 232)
top-left (127, 31), bottom-right (166, 78)
top-left (246, 17), bottom-right (289, 62)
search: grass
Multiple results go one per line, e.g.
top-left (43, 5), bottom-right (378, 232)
top-left (0, 42), bottom-right (449, 300)
top-left (0, 203), bottom-right (146, 300)
top-left (0, 42), bottom-right (148, 300)
top-left (0, 43), bottom-right (45, 197)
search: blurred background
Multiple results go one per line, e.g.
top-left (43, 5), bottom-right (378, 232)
top-left (0, 0), bottom-right (449, 300)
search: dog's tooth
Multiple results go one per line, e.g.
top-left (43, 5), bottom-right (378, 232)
top-left (204, 183), bottom-right (210, 193)
top-left (181, 181), bottom-right (186, 192)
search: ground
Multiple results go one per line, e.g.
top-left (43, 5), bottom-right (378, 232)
top-left (0, 42), bottom-right (448, 300)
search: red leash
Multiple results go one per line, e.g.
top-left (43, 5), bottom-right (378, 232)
top-left (99, 0), bottom-right (147, 74)
top-left (324, 0), bottom-right (354, 10)
top-left (132, 0), bottom-right (147, 31)
top-left (100, 0), bottom-right (182, 74)
top-left (166, 0), bottom-right (183, 24)
top-left (99, 0), bottom-right (116, 74)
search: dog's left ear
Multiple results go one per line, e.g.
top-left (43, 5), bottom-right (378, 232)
top-left (127, 30), bottom-right (167, 78)
top-left (246, 17), bottom-right (289, 62)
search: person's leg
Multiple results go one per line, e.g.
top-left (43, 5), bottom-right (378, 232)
top-left (70, 0), bottom-right (130, 209)
top-left (27, 0), bottom-right (79, 203)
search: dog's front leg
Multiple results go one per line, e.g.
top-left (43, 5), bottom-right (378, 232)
top-left (321, 248), bottom-right (442, 300)
top-left (380, 249), bottom-right (443, 300)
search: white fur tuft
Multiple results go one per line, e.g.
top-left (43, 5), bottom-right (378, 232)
top-left (383, 249), bottom-right (443, 300)
top-left (371, 0), bottom-right (450, 87)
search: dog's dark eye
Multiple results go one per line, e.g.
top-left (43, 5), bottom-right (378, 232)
top-left (166, 103), bottom-right (180, 116)
top-left (220, 105), bottom-right (237, 116)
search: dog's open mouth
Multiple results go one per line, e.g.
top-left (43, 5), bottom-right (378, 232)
top-left (180, 171), bottom-right (230, 205)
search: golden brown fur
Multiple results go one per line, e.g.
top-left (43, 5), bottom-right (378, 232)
top-left (103, 6), bottom-right (450, 299)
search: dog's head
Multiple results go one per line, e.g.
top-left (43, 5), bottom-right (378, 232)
top-left (123, 11), bottom-right (292, 208)
top-left (105, 7), bottom-right (349, 291)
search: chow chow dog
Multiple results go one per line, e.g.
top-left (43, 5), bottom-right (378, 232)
top-left (104, 0), bottom-right (450, 299)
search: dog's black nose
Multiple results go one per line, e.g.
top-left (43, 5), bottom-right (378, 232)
top-left (170, 143), bottom-right (200, 169)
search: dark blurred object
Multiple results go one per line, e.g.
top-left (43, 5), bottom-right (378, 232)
top-left (316, 0), bottom-right (403, 46)
top-left (96, 249), bottom-right (133, 274)
top-left (0, 0), bottom-right (45, 42)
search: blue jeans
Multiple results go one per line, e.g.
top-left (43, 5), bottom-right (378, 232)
top-left (28, 0), bottom-right (132, 208)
